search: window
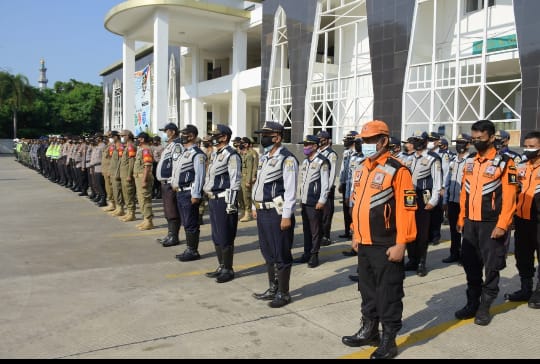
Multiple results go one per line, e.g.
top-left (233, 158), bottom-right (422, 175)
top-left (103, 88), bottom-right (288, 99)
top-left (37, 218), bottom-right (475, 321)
top-left (466, 0), bottom-right (495, 13)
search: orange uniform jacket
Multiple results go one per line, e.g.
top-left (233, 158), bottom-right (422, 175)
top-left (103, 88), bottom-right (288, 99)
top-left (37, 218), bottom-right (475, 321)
top-left (458, 147), bottom-right (518, 231)
top-left (351, 152), bottom-right (417, 246)
top-left (516, 161), bottom-right (540, 220)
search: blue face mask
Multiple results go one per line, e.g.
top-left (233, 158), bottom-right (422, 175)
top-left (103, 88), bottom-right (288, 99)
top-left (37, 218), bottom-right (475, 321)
top-left (362, 143), bottom-right (378, 158)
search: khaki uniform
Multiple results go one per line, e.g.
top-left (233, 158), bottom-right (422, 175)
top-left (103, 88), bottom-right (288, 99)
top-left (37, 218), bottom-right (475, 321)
top-left (239, 148), bottom-right (258, 214)
top-left (109, 143), bottom-right (124, 211)
top-left (134, 144), bottom-right (154, 221)
top-left (120, 142), bottom-right (137, 214)
top-left (102, 143), bottom-right (114, 204)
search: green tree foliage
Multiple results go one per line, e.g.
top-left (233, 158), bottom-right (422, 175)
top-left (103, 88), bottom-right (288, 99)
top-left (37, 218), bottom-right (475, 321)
top-left (0, 71), bottom-right (34, 138)
top-left (0, 72), bottom-right (103, 138)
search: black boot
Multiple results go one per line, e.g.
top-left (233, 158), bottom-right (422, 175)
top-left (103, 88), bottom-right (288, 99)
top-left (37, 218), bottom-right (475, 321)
top-left (269, 266), bottom-right (292, 308)
top-left (341, 317), bottom-right (380, 347)
top-left (455, 288), bottom-right (481, 320)
top-left (404, 259), bottom-right (418, 271)
top-left (253, 264), bottom-right (278, 300)
top-left (96, 195), bottom-right (107, 207)
top-left (162, 219), bottom-right (181, 247)
top-left (417, 251), bottom-right (428, 277)
top-left (370, 326), bottom-right (398, 359)
top-left (308, 253), bottom-right (319, 268)
top-left (205, 245), bottom-right (224, 278)
top-left (474, 293), bottom-right (495, 326)
top-left (157, 219), bottom-right (173, 245)
top-left (505, 277), bottom-right (533, 302)
top-left (216, 245), bottom-right (235, 283)
top-left (529, 281), bottom-right (540, 309)
top-left (176, 231), bottom-right (201, 262)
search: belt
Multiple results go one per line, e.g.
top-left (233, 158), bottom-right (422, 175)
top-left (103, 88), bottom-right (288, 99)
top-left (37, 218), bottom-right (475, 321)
top-left (176, 185), bottom-right (192, 192)
top-left (254, 201), bottom-right (276, 210)
top-left (207, 191), bottom-right (227, 199)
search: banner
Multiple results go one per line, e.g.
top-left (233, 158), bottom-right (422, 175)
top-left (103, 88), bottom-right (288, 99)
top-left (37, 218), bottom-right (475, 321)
top-left (134, 65), bottom-right (151, 136)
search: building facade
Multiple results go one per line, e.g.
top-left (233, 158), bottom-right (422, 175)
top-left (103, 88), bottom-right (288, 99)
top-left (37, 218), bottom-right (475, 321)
top-left (101, 0), bottom-right (540, 144)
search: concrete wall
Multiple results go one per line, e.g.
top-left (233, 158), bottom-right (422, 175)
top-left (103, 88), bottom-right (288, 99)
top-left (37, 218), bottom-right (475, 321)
top-left (0, 139), bottom-right (15, 154)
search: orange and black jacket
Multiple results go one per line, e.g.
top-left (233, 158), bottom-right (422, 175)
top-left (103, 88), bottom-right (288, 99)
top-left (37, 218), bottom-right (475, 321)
top-left (458, 147), bottom-right (518, 230)
top-left (351, 151), bottom-right (417, 246)
top-left (516, 161), bottom-right (540, 221)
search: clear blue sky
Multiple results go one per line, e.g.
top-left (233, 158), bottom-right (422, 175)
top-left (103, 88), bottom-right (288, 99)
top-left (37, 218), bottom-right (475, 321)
top-left (0, 0), bottom-right (123, 87)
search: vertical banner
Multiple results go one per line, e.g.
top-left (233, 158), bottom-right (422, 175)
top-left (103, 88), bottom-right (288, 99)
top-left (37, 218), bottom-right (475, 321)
top-left (134, 65), bottom-right (152, 136)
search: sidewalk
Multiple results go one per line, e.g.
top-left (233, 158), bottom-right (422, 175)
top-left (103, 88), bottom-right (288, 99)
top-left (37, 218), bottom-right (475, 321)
top-left (0, 155), bottom-right (537, 359)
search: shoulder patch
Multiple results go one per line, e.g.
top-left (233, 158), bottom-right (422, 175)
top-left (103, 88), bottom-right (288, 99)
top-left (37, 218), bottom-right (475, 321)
top-left (404, 190), bottom-right (417, 208)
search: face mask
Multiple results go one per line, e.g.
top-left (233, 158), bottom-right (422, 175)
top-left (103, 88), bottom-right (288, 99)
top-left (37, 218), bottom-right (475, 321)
top-left (211, 136), bottom-right (222, 147)
top-left (108, 138), bottom-right (114, 144)
top-left (180, 135), bottom-right (191, 145)
top-left (239, 144), bottom-right (246, 151)
top-left (456, 144), bottom-right (469, 154)
top-left (427, 141), bottom-right (435, 150)
top-left (203, 142), bottom-right (211, 149)
top-left (120, 137), bottom-right (126, 144)
top-left (343, 140), bottom-right (353, 148)
top-left (523, 148), bottom-right (540, 161)
top-left (260, 135), bottom-right (275, 149)
top-left (493, 139), bottom-right (503, 151)
top-left (319, 140), bottom-right (328, 148)
top-left (303, 146), bottom-right (313, 156)
top-left (354, 140), bottom-right (362, 154)
top-left (473, 140), bottom-right (491, 153)
top-left (362, 143), bottom-right (378, 158)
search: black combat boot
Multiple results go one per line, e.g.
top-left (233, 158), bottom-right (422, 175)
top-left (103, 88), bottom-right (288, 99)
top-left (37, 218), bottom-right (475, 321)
top-left (96, 195), bottom-right (107, 207)
top-left (205, 245), bottom-right (224, 278)
top-left (176, 231), bottom-right (201, 262)
top-left (474, 293), bottom-right (495, 326)
top-left (504, 277), bottom-right (533, 302)
top-left (370, 326), bottom-right (398, 359)
top-left (269, 266), bottom-right (292, 308)
top-left (417, 255), bottom-right (427, 277)
top-left (253, 264), bottom-right (278, 301)
top-left (308, 253), bottom-right (319, 268)
top-left (341, 317), bottom-right (380, 347)
top-left (216, 245), bottom-right (235, 283)
top-left (162, 219), bottom-right (181, 247)
top-left (528, 281), bottom-right (540, 309)
top-left (157, 219), bottom-right (173, 245)
top-left (455, 288), bottom-right (481, 320)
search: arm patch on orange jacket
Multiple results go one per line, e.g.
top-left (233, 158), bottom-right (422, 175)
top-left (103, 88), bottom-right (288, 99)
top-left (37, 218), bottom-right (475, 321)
top-left (128, 144), bottom-right (137, 158)
top-left (404, 190), bottom-right (417, 208)
top-left (142, 148), bottom-right (153, 164)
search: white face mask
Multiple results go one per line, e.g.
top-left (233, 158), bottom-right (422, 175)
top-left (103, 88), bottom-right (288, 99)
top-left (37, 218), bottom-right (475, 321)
top-left (108, 138), bottom-right (114, 144)
top-left (120, 137), bottom-right (126, 144)
top-left (362, 143), bottom-right (378, 158)
top-left (427, 141), bottom-right (435, 150)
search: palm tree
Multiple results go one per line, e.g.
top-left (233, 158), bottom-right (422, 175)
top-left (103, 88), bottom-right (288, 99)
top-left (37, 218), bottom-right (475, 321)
top-left (0, 71), bottom-right (33, 138)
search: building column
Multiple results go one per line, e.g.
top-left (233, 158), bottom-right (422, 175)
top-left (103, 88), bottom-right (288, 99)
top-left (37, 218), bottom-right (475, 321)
top-left (190, 46), bottom-right (207, 135)
top-left (231, 26), bottom-right (247, 138)
top-left (153, 10), bottom-right (169, 134)
top-left (122, 38), bottom-right (136, 131)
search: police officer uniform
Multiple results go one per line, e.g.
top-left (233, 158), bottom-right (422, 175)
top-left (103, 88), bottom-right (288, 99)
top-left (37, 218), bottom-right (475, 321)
top-left (156, 123), bottom-right (182, 246)
top-left (295, 135), bottom-right (330, 268)
top-left (239, 137), bottom-right (258, 222)
top-left (171, 125), bottom-right (207, 261)
top-left (317, 131), bottom-right (338, 246)
top-left (133, 132), bottom-right (155, 230)
top-left (455, 120), bottom-right (518, 326)
top-left (427, 132), bottom-right (449, 246)
top-left (404, 132), bottom-right (443, 277)
top-left (338, 131), bottom-right (358, 239)
top-left (119, 130), bottom-right (137, 221)
top-left (342, 120), bottom-right (417, 359)
top-left (251, 121), bottom-right (298, 308)
top-left (203, 124), bottom-right (242, 284)
top-left (108, 135), bottom-right (125, 216)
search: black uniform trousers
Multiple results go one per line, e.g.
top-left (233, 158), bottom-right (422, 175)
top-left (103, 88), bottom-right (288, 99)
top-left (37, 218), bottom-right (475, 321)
top-left (447, 202), bottom-right (462, 258)
top-left (176, 190), bottom-right (200, 234)
top-left (406, 197), bottom-right (431, 264)
top-left (161, 183), bottom-right (179, 220)
top-left (357, 244), bottom-right (405, 332)
top-left (462, 219), bottom-right (507, 298)
top-left (322, 186), bottom-right (335, 239)
top-left (301, 204), bottom-right (323, 257)
top-left (208, 197), bottom-right (238, 248)
top-left (514, 217), bottom-right (540, 280)
top-left (429, 201), bottom-right (443, 243)
top-left (256, 208), bottom-right (295, 271)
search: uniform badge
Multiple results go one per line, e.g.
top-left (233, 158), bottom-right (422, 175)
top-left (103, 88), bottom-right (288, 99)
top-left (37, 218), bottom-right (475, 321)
top-left (353, 170), bottom-right (363, 183)
top-left (465, 163), bottom-right (474, 174)
top-left (270, 159), bottom-right (278, 167)
top-left (285, 159), bottom-right (295, 172)
top-left (421, 159), bottom-right (429, 166)
top-left (404, 190), bottom-right (417, 208)
top-left (484, 166), bottom-right (496, 177)
top-left (536, 169), bottom-right (540, 180)
top-left (218, 154), bottom-right (225, 162)
top-left (198, 155), bottom-right (205, 164)
top-left (184, 151), bottom-right (191, 159)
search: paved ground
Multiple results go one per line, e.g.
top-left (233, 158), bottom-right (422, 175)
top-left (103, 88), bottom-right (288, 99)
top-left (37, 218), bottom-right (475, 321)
top-left (0, 154), bottom-right (538, 359)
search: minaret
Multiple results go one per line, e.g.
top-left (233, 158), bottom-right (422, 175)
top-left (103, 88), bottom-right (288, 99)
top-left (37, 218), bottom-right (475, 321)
top-left (38, 58), bottom-right (48, 90)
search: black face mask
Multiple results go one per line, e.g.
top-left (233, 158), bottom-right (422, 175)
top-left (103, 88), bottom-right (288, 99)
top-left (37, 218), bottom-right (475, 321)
top-left (523, 149), bottom-right (540, 161)
top-left (412, 140), bottom-right (426, 151)
top-left (211, 136), bottom-right (223, 147)
top-left (239, 144), bottom-right (246, 151)
top-left (456, 143), bottom-right (469, 154)
top-left (473, 140), bottom-right (491, 153)
top-left (180, 135), bottom-right (191, 145)
top-left (354, 140), bottom-right (362, 154)
top-left (344, 140), bottom-right (354, 148)
top-left (260, 135), bottom-right (275, 148)
top-left (493, 139), bottom-right (503, 151)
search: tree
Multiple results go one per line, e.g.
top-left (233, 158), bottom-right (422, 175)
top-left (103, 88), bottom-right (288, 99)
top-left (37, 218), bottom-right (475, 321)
top-left (0, 71), bottom-right (34, 138)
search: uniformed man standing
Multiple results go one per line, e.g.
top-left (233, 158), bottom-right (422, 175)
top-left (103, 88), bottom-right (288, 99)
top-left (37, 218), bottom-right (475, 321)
top-left (171, 125), bottom-right (206, 261)
top-left (133, 132), bottom-right (155, 230)
top-left (338, 131), bottom-right (358, 239)
top-left (404, 131), bottom-right (442, 277)
top-left (118, 130), bottom-right (137, 221)
top-left (239, 137), bottom-right (257, 222)
top-left (455, 120), bottom-right (518, 326)
top-left (108, 131), bottom-right (125, 217)
top-left (251, 121), bottom-right (298, 308)
top-left (317, 131), bottom-right (339, 246)
top-left (294, 135), bottom-right (330, 268)
top-left (504, 131), bottom-right (540, 308)
top-left (427, 132), bottom-right (450, 246)
top-left (101, 131), bottom-right (116, 211)
top-left (203, 124), bottom-right (242, 283)
top-left (198, 136), bottom-right (213, 225)
top-left (151, 135), bottom-right (164, 199)
top-left (341, 120), bottom-right (417, 359)
top-left (156, 123), bottom-right (182, 247)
